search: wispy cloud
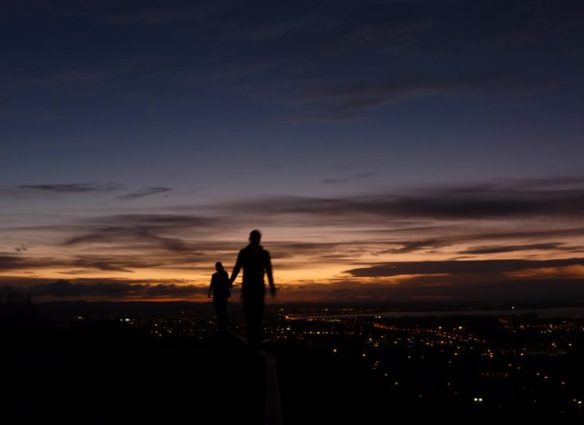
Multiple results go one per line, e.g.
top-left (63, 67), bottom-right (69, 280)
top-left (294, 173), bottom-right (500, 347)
top-left (321, 172), bottom-right (377, 185)
top-left (301, 75), bottom-right (558, 117)
top-left (346, 258), bottom-right (584, 278)
top-left (0, 254), bottom-right (167, 273)
top-left (24, 279), bottom-right (207, 300)
top-left (381, 239), bottom-right (447, 254)
top-left (281, 278), bottom-right (584, 303)
top-left (218, 177), bottom-right (584, 221)
top-left (460, 243), bottom-right (582, 255)
top-left (64, 227), bottom-right (191, 253)
top-left (1, 183), bottom-right (179, 202)
top-left (117, 187), bottom-right (173, 200)
top-left (11, 183), bottom-right (123, 196)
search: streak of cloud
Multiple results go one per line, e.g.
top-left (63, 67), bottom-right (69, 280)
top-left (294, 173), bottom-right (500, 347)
top-left (346, 258), bottom-right (584, 278)
top-left (117, 187), bottom-right (173, 200)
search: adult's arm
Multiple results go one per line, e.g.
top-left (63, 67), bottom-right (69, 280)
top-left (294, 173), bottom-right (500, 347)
top-left (230, 251), bottom-right (242, 284)
top-left (265, 250), bottom-right (276, 296)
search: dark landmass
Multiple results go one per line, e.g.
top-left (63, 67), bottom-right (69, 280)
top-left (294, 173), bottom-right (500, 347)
top-left (2, 295), bottom-right (584, 423)
top-left (3, 326), bottom-right (268, 424)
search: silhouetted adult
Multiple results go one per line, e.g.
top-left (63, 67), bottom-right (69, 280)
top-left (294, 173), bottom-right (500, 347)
top-left (230, 230), bottom-right (276, 345)
top-left (208, 261), bottom-right (231, 330)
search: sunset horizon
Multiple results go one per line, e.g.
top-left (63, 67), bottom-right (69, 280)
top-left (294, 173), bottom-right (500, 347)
top-left (3, 175), bottom-right (584, 303)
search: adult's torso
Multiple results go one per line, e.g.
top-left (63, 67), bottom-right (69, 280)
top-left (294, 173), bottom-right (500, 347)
top-left (239, 244), bottom-right (268, 287)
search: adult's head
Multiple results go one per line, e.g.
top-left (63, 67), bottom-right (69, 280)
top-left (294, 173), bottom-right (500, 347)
top-left (215, 261), bottom-right (224, 271)
top-left (249, 229), bottom-right (262, 245)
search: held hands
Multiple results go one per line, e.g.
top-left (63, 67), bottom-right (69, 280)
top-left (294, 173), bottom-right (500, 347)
top-left (269, 286), bottom-right (277, 298)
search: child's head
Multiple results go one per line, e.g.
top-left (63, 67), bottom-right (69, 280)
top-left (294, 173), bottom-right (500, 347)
top-left (249, 229), bottom-right (262, 244)
top-left (215, 261), bottom-right (224, 271)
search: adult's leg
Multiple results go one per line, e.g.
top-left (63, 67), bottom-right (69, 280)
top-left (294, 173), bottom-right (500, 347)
top-left (243, 293), bottom-right (264, 345)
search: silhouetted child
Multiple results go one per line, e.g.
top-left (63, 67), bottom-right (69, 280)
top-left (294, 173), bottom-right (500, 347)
top-left (208, 262), bottom-right (231, 330)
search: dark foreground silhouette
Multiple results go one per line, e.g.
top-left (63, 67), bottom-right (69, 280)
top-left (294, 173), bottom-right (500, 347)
top-left (208, 261), bottom-right (231, 330)
top-left (4, 298), bottom-right (584, 424)
top-left (2, 322), bottom-right (278, 424)
top-left (230, 230), bottom-right (276, 345)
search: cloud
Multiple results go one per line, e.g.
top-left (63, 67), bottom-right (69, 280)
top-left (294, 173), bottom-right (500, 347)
top-left (22, 279), bottom-right (207, 300)
top-left (503, 175), bottom-right (584, 189)
top-left (279, 278), bottom-right (584, 303)
top-left (302, 75), bottom-right (557, 117)
top-left (1, 212), bottom-right (247, 276)
top-left (2, 183), bottom-right (177, 201)
top-left (218, 179), bottom-right (584, 221)
top-left (365, 229), bottom-right (584, 256)
top-left (212, 0), bottom-right (581, 119)
top-left (453, 227), bottom-right (584, 245)
top-left (85, 214), bottom-right (220, 230)
top-left (64, 228), bottom-right (191, 253)
top-left (250, 73), bottom-right (565, 123)
top-left (117, 187), bottom-right (173, 200)
top-left (17, 183), bottom-right (122, 193)
top-left (60, 214), bottom-right (224, 255)
top-left (0, 254), bottom-right (162, 273)
top-left (0, 256), bottom-right (26, 270)
top-left (460, 242), bottom-right (581, 255)
top-left (322, 172), bottom-right (377, 185)
top-left (70, 258), bottom-right (135, 273)
top-left (382, 239), bottom-right (447, 254)
top-left (0, 183), bottom-right (124, 199)
top-left (346, 258), bottom-right (584, 278)
top-left (268, 241), bottom-right (367, 261)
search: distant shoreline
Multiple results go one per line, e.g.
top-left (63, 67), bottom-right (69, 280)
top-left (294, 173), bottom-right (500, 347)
top-left (287, 306), bottom-right (584, 320)
top-left (30, 300), bottom-right (584, 319)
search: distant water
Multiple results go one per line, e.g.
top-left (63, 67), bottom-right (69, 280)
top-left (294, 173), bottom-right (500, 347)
top-left (294, 306), bottom-right (584, 320)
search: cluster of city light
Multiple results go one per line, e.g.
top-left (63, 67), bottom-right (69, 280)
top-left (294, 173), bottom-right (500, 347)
top-left (64, 306), bottom-right (584, 414)
top-left (283, 312), bottom-right (584, 412)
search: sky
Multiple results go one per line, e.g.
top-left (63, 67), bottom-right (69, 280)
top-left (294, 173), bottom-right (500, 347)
top-left (2, 0), bottom-right (584, 303)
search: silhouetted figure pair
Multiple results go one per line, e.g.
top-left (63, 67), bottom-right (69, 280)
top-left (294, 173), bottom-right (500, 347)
top-left (208, 262), bottom-right (231, 330)
top-left (230, 230), bottom-right (276, 345)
